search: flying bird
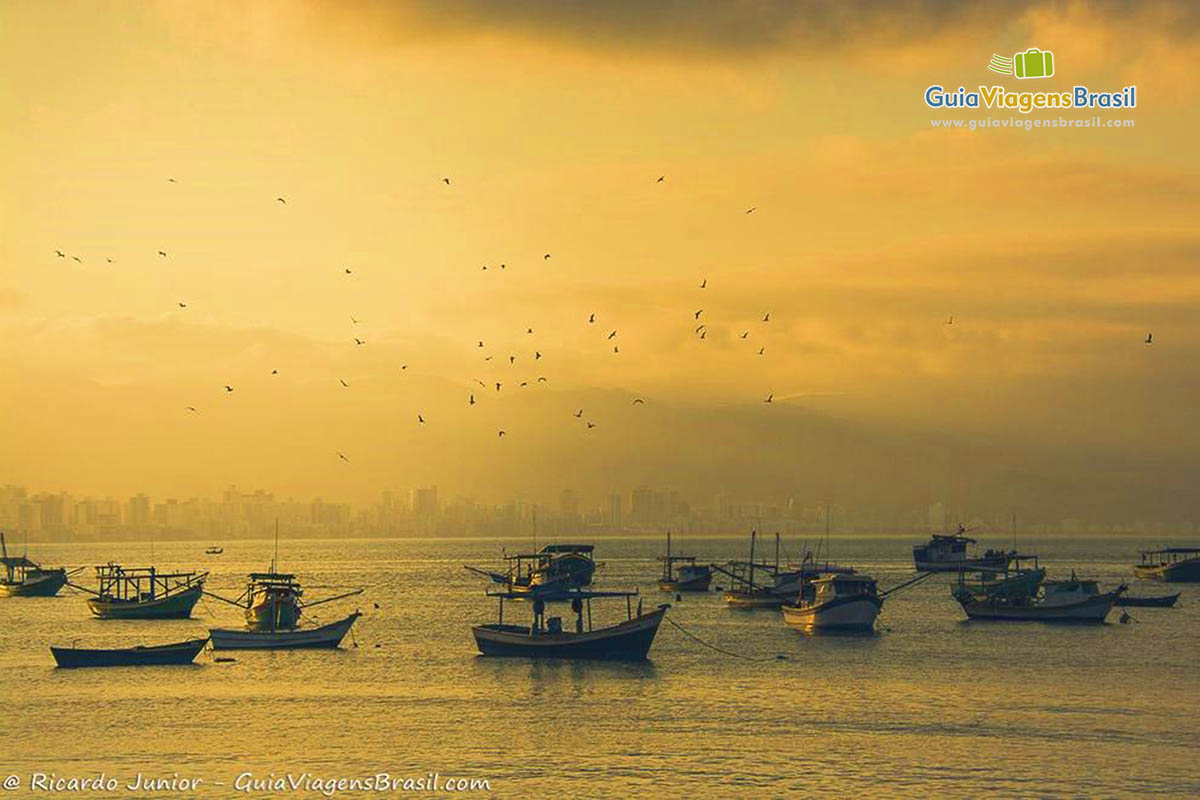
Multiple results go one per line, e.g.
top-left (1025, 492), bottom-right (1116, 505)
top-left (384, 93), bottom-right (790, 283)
top-left (614, 345), bottom-right (620, 353)
top-left (694, 309), bottom-right (703, 320)
top-left (764, 394), bottom-right (773, 404)
top-left (535, 351), bottom-right (542, 360)
top-left (71, 256), bottom-right (81, 263)
top-left (498, 430), bottom-right (506, 437)
top-left (757, 347), bottom-right (765, 356)
top-left (351, 317), bottom-right (360, 324)
top-left (537, 376), bottom-right (547, 382)
top-left (418, 415), bottom-right (425, 423)
top-left (443, 177), bottom-right (451, 185)
top-left (740, 331), bottom-right (749, 339)
top-left (158, 251), bottom-right (167, 257)
top-left (509, 355), bottom-right (516, 365)
top-left (469, 394), bottom-right (475, 405)
top-left (699, 331), bottom-right (706, 339)
top-left (106, 258), bottom-right (113, 263)
top-left (588, 314), bottom-right (595, 324)
top-left (1145, 333), bottom-right (1153, 344)
top-left (185, 406), bottom-right (198, 413)
top-left (574, 409), bottom-right (583, 418)
top-left (168, 178), bottom-right (176, 183)
top-left (337, 452), bottom-right (349, 462)
top-left (633, 398), bottom-right (645, 405)
top-left (400, 364), bottom-right (408, 370)
top-left (224, 385), bottom-right (233, 393)
top-left (271, 369), bottom-right (278, 375)
top-left (746, 207), bottom-right (756, 214)
top-left (344, 268), bottom-right (352, 275)
top-left (587, 422), bottom-right (596, 429)
top-left (695, 324), bottom-right (706, 333)
top-left (762, 313), bottom-right (770, 322)
top-left (354, 338), bottom-right (365, 345)
top-left (178, 302), bottom-right (187, 308)
top-left (478, 341), bottom-right (485, 348)
top-left (340, 379), bottom-right (349, 387)
top-left (700, 279), bottom-right (706, 289)
top-left (475, 379), bottom-right (486, 388)
top-left (276, 197), bottom-right (286, 205)
top-left (55, 250), bottom-right (65, 258)
top-left (656, 175), bottom-right (664, 183)
top-left (520, 381), bottom-right (528, 387)
top-left (495, 382), bottom-right (502, 391)
top-left (527, 328), bottom-right (534, 334)
top-left (607, 330), bottom-right (617, 340)
top-left (543, 253), bottom-right (551, 260)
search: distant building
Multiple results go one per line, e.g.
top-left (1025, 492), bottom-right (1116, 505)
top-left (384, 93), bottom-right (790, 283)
top-left (411, 486), bottom-right (439, 518)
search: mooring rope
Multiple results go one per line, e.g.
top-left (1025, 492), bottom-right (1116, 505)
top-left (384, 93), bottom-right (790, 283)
top-left (664, 616), bottom-right (786, 662)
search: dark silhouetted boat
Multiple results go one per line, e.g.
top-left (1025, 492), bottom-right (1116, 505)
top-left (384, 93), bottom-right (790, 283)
top-left (205, 546), bottom-right (224, 555)
top-left (0, 533), bottom-right (68, 598)
top-left (1113, 590), bottom-right (1180, 608)
top-left (77, 565), bottom-right (206, 619)
top-left (1133, 548), bottom-right (1200, 582)
top-left (473, 589), bottom-right (667, 660)
top-left (955, 573), bottom-right (1117, 622)
top-left (913, 526), bottom-right (1014, 572)
top-left (50, 637), bottom-right (208, 668)
top-left (657, 532), bottom-right (711, 592)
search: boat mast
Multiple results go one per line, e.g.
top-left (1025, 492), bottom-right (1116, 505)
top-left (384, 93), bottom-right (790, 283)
top-left (824, 504), bottom-right (831, 569)
top-left (775, 532), bottom-right (780, 573)
top-left (273, 518), bottom-right (279, 573)
top-left (748, 530), bottom-right (756, 591)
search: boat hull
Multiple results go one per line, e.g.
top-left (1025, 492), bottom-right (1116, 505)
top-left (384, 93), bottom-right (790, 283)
top-left (782, 596), bottom-right (883, 632)
top-left (51, 638), bottom-right (207, 668)
top-left (659, 575), bottom-right (711, 592)
top-left (472, 607), bottom-right (665, 660)
top-left (958, 594), bottom-right (1114, 622)
top-left (87, 582), bottom-right (204, 619)
top-left (1114, 593), bottom-right (1180, 608)
top-left (723, 591), bottom-right (784, 608)
top-left (916, 555), bottom-right (1012, 573)
top-left (0, 570), bottom-right (68, 597)
top-left (1133, 560), bottom-right (1200, 582)
top-left (209, 612), bottom-right (360, 650)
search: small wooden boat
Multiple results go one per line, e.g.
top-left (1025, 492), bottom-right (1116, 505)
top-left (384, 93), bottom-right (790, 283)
top-left (473, 589), bottom-right (667, 660)
top-left (205, 547), bottom-right (224, 555)
top-left (657, 532), bottom-right (711, 592)
top-left (913, 526), bottom-right (1014, 572)
top-left (782, 574), bottom-right (883, 632)
top-left (955, 574), bottom-right (1117, 622)
top-left (1114, 591), bottom-right (1180, 608)
top-left (50, 637), bottom-right (208, 668)
top-left (209, 612), bottom-right (360, 650)
top-left (714, 531), bottom-right (785, 608)
top-left (77, 565), bottom-right (207, 619)
top-left (1133, 548), bottom-right (1200, 582)
top-left (466, 543), bottom-right (597, 597)
top-left (951, 554), bottom-right (1045, 600)
top-left (0, 533), bottom-right (68, 597)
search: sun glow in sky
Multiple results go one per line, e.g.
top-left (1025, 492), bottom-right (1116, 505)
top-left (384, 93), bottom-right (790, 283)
top-left (3, 1), bottom-right (1199, 520)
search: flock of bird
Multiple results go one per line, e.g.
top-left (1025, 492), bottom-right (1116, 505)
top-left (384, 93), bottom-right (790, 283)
top-left (52, 173), bottom-right (1157, 466)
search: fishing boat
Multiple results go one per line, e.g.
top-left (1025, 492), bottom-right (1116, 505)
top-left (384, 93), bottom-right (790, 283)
top-left (203, 525), bottom-right (363, 648)
top-left (1133, 548), bottom-right (1200, 582)
top-left (781, 574), bottom-right (883, 632)
top-left (210, 612), bottom-right (360, 650)
top-left (472, 589), bottom-right (667, 660)
top-left (205, 546), bottom-right (224, 555)
top-left (466, 543), bottom-right (597, 596)
top-left (657, 532), bottom-right (711, 592)
top-left (714, 531), bottom-right (785, 607)
top-left (76, 564), bottom-right (206, 619)
top-left (913, 526), bottom-right (1014, 572)
top-left (50, 637), bottom-right (208, 668)
top-left (954, 572), bottom-right (1117, 622)
top-left (951, 554), bottom-right (1045, 600)
top-left (0, 533), bottom-right (68, 597)
top-left (1113, 591), bottom-right (1180, 608)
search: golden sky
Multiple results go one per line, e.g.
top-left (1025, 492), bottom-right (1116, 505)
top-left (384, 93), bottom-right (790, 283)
top-left (2, 1), bottom-right (1198, 519)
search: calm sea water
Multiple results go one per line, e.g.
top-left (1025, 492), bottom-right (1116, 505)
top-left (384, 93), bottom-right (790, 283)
top-left (1, 535), bottom-right (1197, 798)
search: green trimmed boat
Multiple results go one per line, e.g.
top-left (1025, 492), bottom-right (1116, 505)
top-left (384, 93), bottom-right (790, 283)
top-left (0, 533), bottom-right (68, 598)
top-left (952, 554), bottom-right (1045, 601)
top-left (80, 564), bottom-right (207, 619)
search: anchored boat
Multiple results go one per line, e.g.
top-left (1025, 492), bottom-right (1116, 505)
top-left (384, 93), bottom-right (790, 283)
top-left (50, 637), bottom-right (208, 668)
top-left (466, 542), bottom-right (597, 596)
top-left (782, 574), bottom-right (883, 632)
top-left (210, 612), bottom-right (360, 650)
top-left (75, 564), bottom-right (206, 619)
top-left (472, 588), bottom-right (667, 660)
top-left (951, 554), bottom-right (1046, 601)
top-left (657, 532), bottom-right (711, 592)
top-left (913, 527), bottom-right (1014, 572)
top-left (0, 532), bottom-right (68, 598)
top-left (954, 572), bottom-right (1117, 622)
top-left (1133, 548), bottom-right (1200, 582)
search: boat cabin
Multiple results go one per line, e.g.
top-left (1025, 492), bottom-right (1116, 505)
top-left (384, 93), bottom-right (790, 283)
top-left (811, 574), bottom-right (879, 604)
top-left (1138, 547), bottom-right (1200, 567)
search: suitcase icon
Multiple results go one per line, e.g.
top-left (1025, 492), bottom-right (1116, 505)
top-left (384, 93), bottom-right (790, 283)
top-left (1014, 48), bottom-right (1054, 79)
